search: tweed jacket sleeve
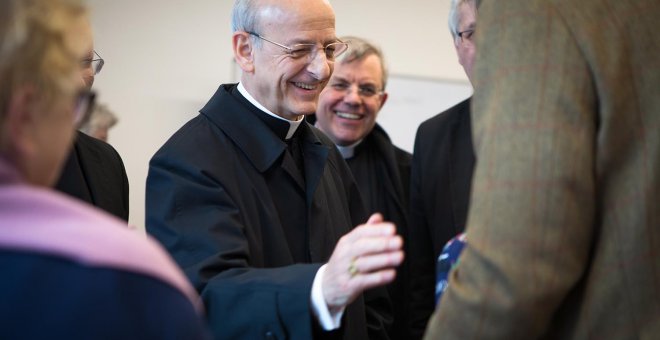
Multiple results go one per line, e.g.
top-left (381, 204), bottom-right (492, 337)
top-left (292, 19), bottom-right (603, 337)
top-left (425, 0), bottom-right (660, 338)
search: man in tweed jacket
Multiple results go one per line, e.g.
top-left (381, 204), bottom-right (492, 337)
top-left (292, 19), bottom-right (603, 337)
top-left (424, 0), bottom-right (660, 338)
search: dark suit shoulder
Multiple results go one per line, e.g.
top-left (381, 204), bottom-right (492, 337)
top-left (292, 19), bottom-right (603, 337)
top-left (76, 131), bottom-right (123, 161)
top-left (57, 131), bottom-right (129, 221)
top-left (369, 124), bottom-right (412, 164)
top-left (153, 115), bottom-right (217, 158)
top-left (417, 98), bottom-right (471, 138)
top-left (153, 113), bottom-right (255, 182)
top-left (393, 145), bottom-right (412, 165)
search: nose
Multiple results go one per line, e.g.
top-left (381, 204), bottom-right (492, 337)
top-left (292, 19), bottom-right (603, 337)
top-left (343, 84), bottom-right (362, 105)
top-left (306, 49), bottom-right (331, 81)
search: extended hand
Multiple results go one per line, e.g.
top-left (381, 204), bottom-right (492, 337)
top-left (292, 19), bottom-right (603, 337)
top-left (322, 213), bottom-right (404, 311)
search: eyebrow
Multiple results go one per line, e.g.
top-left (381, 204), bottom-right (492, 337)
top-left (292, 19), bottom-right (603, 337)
top-left (288, 37), bottom-right (341, 46)
top-left (331, 76), bottom-right (378, 87)
top-left (330, 76), bottom-right (350, 83)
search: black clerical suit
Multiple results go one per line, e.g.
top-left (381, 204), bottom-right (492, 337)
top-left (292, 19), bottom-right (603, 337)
top-left (146, 84), bottom-right (391, 340)
top-left (55, 131), bottom-right (129, 221)
top-left (344, 124), bottom-right (411, 340)
top-left (407, 98), bottom-right (475, 339)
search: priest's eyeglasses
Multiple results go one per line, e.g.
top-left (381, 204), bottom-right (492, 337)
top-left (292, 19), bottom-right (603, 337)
top-left (247, 32), bottom-right (349, 62)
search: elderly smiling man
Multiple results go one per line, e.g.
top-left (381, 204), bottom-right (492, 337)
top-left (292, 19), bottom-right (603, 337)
top-left (314, 36), bottom-right (412, 340)
top-left (146, 0), bottom-right (403, 339)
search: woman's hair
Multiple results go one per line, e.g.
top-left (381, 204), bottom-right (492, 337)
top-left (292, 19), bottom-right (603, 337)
top-left (0, 0), bottom-right (87, 136)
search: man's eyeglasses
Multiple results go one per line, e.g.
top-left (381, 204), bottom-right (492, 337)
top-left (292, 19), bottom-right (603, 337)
top-left (457, 29), bottom-right (475, 44)
top-left (247, 32), bottom-right (349, 61)
top-left (329, 81), bottom-right (383, 99)
top-left (74, 90), bottom-right (96, 127)
top-left (81, 50), bottom-right (104, 75)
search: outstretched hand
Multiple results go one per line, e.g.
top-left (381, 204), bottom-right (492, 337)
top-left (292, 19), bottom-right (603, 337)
top-left (322, 213), bottom-right (404, 311)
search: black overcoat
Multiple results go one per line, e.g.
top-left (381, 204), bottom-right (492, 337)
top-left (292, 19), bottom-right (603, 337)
top-left (147, 84), bottom-right (390, 339)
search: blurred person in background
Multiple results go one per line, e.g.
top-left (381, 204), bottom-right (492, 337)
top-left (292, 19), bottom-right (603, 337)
top-left (80, 102), bottom-right (118, 142)
top-left (55, 45), bottom-right (129, 221)
top-left (407, 0), bottom-right (479, 337)
top-left (0, 0), bottom-right (209, 338)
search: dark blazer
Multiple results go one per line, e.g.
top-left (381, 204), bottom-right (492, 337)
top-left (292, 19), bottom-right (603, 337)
top-left (407, 98), bottom-right (475, 339)
top-left (55, 131), bottom-right (129, 221)
top-left (146, 84), bottom-right (390, 340)
top-left (346, 124), bottom-right (411, 340)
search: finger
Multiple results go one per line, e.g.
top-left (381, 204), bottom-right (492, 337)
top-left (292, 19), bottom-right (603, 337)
top-left (352, 250), bottom-right (404, 274)
top-left (344, 222), bottom-right (396, 244)
top-left (350, 269), bottom-right (397, 291)
top-left (351, 235), bottom-right (403, 258)
top-left (366, 213), bottom-right (383, 225)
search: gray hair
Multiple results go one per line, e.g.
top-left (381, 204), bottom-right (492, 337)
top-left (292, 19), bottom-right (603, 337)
top-left (448, 0), bottom-right (481, 39)
top-left (231, 0), bottom-right (270, 48)
top-left (231, 0), bottom-right (259, 32)
top-left (338, 36), bottom-right (389, 90)
top-left (79, 103), bottom-right (118, 135)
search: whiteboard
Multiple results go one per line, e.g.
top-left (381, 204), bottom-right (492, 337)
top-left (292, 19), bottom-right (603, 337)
top-left (376, 75), bottom-right (472, 153)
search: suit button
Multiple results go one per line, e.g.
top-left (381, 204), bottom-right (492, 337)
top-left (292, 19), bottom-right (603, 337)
top-left (265, 331), bottom-right (274, 339)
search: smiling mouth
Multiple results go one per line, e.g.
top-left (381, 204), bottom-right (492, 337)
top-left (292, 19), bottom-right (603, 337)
top-left (293, 82), bottom-right (317, 90)
top-left (335, 111), bottom-right (362, 120)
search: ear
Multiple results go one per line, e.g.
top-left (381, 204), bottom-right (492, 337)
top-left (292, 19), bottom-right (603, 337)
top-left (378, 91), bottom-right (389, 110)
top-left (2, 85), bottom-right (37, 158)
top-left (233, 31), bottom-right (255, 74)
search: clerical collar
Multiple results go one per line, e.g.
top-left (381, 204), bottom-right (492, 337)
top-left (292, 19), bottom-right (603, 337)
top-left (336, 139), bottom-right (363, 159)
top-left (237, 82), bottom-right (303, 140)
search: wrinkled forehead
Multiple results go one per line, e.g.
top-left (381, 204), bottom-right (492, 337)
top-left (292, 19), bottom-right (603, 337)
top-left (458, 1), bottom-right (477, 29)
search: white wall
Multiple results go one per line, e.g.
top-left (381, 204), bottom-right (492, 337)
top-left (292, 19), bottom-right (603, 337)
top-left (87, 0), bottom-right (470, 229)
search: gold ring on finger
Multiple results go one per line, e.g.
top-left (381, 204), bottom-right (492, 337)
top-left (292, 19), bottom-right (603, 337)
top-left (348, 258), bottom-right (358, 277)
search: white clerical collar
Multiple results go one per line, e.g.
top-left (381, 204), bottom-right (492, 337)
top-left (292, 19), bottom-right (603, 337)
top-left (237, 82), bottom-right (303, 140)
top-left (336, 139), bottom-right (363, 159)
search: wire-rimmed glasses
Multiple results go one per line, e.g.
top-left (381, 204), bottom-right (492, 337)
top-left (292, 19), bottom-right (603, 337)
top-left (247, 32), bottom-right (349, 61)
top-left (81, 50), bottom-right (104, 75)
top-left (328, 81), bottom-right (383, 99)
